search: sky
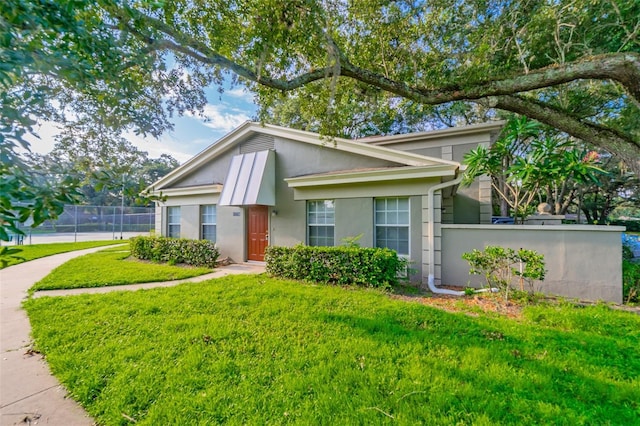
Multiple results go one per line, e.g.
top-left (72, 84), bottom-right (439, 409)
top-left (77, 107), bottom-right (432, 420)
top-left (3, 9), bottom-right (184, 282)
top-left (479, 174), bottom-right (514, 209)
top-left (26, 85), bottom-right (258, 164)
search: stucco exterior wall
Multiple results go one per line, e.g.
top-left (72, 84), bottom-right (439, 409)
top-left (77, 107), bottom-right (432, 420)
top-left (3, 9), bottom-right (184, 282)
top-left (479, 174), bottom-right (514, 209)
top-left (440, 225), bottom-right (624, 303)
top-left (335, 198), bottom-right (374, 247)
top-left (217, 206), bottom-right (246, 262)
top-left (274, 136), bottom-right (402, 176)
top-left (384, 135), bottom-right (493, 225)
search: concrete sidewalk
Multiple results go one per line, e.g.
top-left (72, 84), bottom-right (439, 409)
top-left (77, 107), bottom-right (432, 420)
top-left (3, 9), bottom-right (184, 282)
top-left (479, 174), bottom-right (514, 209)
top-left (1, 249), bottom-right (264, 425)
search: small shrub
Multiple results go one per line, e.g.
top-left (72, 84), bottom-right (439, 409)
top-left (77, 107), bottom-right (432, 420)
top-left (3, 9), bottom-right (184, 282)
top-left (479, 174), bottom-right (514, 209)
top-left (265, 244), bottom-right (407, 288)
top-left (130, 236), bottom-right (219, 268)
top-left (623, 259), bottom-right (640, 304)
top-left (462, 246), bottom-right (546, 301)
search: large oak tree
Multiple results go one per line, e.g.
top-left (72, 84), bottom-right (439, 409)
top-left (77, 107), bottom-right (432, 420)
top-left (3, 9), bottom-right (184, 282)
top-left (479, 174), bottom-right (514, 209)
top-left (1, 0), bottom-right (639, 237)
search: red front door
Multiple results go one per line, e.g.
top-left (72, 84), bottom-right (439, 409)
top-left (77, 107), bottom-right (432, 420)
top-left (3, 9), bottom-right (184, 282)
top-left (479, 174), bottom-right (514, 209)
top-left (247, 205), bottom-right (269, 261)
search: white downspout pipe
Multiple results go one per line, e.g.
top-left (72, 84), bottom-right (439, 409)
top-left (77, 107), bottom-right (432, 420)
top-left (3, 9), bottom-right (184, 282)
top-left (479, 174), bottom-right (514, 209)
top-left (427, 173), bottom-right (466, 296)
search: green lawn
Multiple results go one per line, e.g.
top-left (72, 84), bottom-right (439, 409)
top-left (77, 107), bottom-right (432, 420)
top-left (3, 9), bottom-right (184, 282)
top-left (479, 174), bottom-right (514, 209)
top-left (31, 250), bottom-right (213, 292)
top-left (1, 240), bottom-right (123, 268)
top-left (25, 275), bottom-right (640, 425)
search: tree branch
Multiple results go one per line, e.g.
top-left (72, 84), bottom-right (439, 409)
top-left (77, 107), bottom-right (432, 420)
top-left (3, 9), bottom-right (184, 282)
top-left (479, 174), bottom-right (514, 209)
top-left (115, 6), bottom-right (640, 105)
top-left (494, 94), bottom-right (640, 168)
top-left (106, 5), bottom-right (640, 161)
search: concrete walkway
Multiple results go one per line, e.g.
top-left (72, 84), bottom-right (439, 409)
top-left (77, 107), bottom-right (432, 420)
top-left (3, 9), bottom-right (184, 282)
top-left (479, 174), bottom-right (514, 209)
top-left (1, 248), bottom-right (264, 425)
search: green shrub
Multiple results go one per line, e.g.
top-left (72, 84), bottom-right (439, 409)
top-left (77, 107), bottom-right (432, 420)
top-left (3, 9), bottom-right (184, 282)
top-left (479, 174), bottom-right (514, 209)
top-left (265, 244), bottom-right (407, 288)
top-left (609, 220), bottom-right (640, 232)
top-left (462, 246), bottom-right (546, 301)
top-left (130, 236), bottom-right (219, 268)
top-left (623, 259), bottom-right (640, 304)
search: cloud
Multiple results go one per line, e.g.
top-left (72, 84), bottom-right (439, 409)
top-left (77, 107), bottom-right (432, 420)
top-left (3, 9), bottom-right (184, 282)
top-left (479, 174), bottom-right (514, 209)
top-left (185, 104), bottom-right (250, 132)
top-left (224, 87), bottom-right (256, 103)
top-left (125, 132), bottom-right (198, 164)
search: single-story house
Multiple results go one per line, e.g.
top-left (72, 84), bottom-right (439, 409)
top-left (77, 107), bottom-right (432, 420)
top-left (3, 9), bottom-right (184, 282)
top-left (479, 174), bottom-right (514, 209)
top-left (147, 121), bottom-right (502, 288)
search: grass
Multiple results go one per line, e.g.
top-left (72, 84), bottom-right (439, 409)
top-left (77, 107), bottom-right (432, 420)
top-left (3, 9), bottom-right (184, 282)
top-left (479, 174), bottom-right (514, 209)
top-left (1, 240), bottom-right (123, 268)
top-left (24, 275), bottom-right (640, 425)
top-left (30, 250), bottom-right (213, 292)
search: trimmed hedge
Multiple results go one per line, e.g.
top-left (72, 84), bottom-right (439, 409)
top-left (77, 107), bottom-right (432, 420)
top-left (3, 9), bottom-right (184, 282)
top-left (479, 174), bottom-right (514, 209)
top-left (265, 244), bottom-right (407, 288)
top-left (130, 236), bottom-right (219, 268)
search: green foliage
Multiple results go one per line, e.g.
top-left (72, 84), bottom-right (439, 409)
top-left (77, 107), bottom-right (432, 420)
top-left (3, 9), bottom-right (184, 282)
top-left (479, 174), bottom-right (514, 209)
top-left (32, 138), bottom-right (179, 207)
top-left (462, 246), bottom-right (546, 301)
top-left (463, 116), bottom-right (605, 221)
top-left (0, 245), bottom-right (24, 268)
top-left (130, 236), bottom-right (219, 268)
top-left (23, 275), bottom-right (640, 425)
top-left (340, 233), bottom-right (363, 247)
top-left (31, 250), bottom-right (212, 292)
top-left (611, 220), bottom-right (640, 233)
top-left (0, 240), bottom-right (122, 269)
top-left (265, 244), bottom-right (407, 288)
top-left (3, 0), bottom-right (640, 238)
top-left (623, 260), bottom-right (640, 304)
top-left (1, 138), bottom-right (83, 241)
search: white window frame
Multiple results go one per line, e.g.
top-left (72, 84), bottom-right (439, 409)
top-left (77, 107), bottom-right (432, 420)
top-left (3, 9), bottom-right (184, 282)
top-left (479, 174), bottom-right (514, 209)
top-left (201, 205), bottom-right (217, 242)
top-left (167, 206), bottom-right (181, 238)
top-left (374, 197), bottom-right (410, 256)
top-left (307, 200), bottom-right (335, 247)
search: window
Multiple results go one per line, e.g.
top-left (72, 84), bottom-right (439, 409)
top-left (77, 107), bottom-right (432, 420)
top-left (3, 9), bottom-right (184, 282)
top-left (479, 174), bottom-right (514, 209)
top-left (167, 206), bottom-right (181, 238)
top-left (201, 205), bottom-right (217, 242)
top-left (375, 197), bottom-right (409, 255)
top-left (307, 200), bottom-right (335, 246)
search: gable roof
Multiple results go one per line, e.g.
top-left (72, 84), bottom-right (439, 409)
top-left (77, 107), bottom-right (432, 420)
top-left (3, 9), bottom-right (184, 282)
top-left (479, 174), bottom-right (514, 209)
top-left (146, 122), bottom-right (461, 193)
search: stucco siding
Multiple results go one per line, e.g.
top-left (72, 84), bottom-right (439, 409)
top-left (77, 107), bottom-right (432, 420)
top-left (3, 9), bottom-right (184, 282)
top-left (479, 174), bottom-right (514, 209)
top-left (217, 206), bottom-right (246, 262)
top-left (171, 148), bottom-right (239, 188)
top-left (274, 136), bottom-right (402, 177)
top-left (335, 198), bottom-right (374, 247)
top-left (441, 225), bottom-right (624, 303)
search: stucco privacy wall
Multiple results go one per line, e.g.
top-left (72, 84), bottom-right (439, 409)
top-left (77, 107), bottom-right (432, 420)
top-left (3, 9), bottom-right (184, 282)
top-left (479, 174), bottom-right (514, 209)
top-left (440, 225), bottom-right (624, 303)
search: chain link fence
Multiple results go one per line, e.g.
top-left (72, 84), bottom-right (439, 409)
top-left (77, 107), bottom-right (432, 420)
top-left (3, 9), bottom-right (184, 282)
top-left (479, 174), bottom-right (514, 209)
top-left (9, 205), bottom-right (155, 245)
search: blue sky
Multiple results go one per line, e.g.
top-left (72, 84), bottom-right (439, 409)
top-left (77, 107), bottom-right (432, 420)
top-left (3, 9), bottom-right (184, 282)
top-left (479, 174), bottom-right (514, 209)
top-left (27, 85), bottom-right (258, 164)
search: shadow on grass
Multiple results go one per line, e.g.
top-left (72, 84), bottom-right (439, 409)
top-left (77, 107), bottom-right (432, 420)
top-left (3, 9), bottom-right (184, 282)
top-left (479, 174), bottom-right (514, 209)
top-left (318, 307), bottom-right (640, 424)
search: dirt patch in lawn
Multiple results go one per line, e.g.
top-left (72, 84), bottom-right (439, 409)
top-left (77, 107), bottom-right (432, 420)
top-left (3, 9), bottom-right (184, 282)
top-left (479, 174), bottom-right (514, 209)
top-left (391, 291), bottom-right (525, 318)
top-left (390, 285), bottom-right (640, 317)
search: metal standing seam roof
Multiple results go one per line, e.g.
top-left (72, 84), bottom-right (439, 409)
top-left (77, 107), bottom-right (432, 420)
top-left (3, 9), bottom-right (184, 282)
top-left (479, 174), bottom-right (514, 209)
top-left (218, 150), bottom-right (276, 206)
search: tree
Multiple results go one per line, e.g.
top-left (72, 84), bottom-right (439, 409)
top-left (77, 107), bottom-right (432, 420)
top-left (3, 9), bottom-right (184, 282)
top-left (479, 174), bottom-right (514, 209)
top-left (579, 158), bottom-right (640, 223)
top-left (463, 117), bottom-right (604, 222)
top-left (0, 139), bottom-right (82, 241)
top-left (29, 131), bottom-right (180, 207)
top-left (2, 0), bottom-right (639, 238)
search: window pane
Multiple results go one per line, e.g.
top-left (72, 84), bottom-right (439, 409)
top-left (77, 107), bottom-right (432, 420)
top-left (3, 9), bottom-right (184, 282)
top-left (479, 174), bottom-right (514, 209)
top-left (167, 207), bottom-right (181, 238)
top-left (374, 197), bottom-right (409, 256)
top-left (202, 225), bottom-right (216, 242)
top-left (168, 224), bottom-right (180, 238)
top-left (398, 211), bottom-right (409, 225)
top-left (308, 200), bottom-right (334, 246)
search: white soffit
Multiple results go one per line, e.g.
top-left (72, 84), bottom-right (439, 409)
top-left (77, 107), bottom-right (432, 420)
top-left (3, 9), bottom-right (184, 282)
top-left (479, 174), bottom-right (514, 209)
top-left (219, 150), bottom-right (276, 206)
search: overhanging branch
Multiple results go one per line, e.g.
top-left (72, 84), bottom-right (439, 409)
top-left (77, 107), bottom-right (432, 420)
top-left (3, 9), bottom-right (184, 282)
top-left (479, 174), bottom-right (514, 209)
top-left (494, 95), bottom-right (640, 168)
top-left (115, 6), bottom-right (640, 105)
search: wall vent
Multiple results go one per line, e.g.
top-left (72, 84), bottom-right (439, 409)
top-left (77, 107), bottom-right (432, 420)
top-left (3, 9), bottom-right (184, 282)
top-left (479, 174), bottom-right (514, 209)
top-left (240, 134), bottom-right (275, 153)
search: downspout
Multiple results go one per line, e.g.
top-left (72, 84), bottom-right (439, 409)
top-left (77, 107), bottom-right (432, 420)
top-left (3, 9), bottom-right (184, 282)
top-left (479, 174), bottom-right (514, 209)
top-left (427, 172), bottom-right (466, 296)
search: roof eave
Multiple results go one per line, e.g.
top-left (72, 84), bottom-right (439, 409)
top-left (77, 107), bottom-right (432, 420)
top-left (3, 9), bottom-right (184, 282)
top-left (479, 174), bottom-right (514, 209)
top-left (360, 121), bottom-right (506, 145)
top-left (285, 165), bottom-right (459, 188)
top-left (145, 184), bottom-right (223, 197)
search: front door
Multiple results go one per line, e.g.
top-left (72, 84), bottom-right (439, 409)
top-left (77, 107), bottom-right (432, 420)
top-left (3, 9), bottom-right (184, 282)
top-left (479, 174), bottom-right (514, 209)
top-left (247, 205), bottom-right (269, 261)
